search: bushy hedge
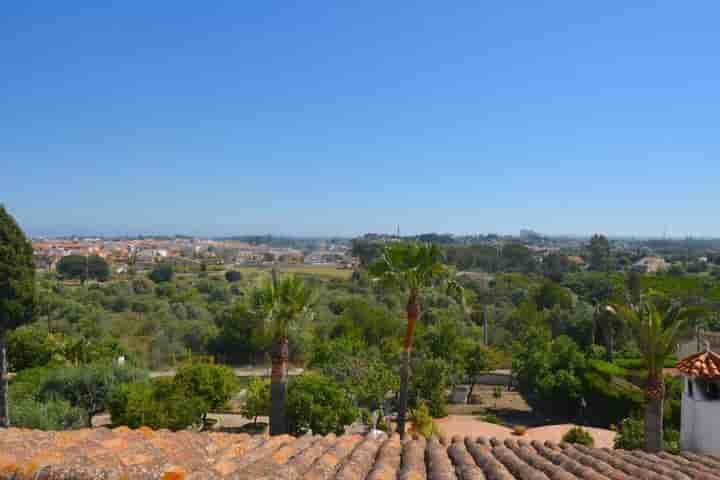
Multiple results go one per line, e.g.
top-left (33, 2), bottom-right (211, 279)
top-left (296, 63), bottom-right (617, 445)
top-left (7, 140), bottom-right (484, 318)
top-left (10, 398), bottom-right (85, 430)
top-left (409, 357), bottom-right (449, 418)
top-left (40, 363), bottom-right (148, 426)
top-left (287, 373), bottom-right (358, 436)
top-left (242, 377), bottom-right (270, 424)
top-left (108, 362), bottom-right (239, 430)
top-left (513, 326), bottom-right (645, 427)
top-left (614, 356), bottom-right (678, 370)
top-left (108, 379), bottom-right (206, 430)
top-left (582, 369), bottom-right (643, 427)
top-left (172, 362), bottom-right (240, 415)
top-left (9, 363), bottom-right (147, 429)
top-left (614, 416), bottom-right (680, 454)
top-left (409, 401), bottom-right (439, 438)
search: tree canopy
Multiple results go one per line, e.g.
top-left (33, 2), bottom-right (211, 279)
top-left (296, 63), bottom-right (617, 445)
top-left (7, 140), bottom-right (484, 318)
top-left (57, 255), bottom-right (110, 282)
top-left (0, 206), bottom-right (35, 332)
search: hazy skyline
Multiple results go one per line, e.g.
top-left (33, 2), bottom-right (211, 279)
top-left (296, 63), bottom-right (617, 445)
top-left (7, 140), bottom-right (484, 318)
top-left (3, 2), bottom-right (720, 237)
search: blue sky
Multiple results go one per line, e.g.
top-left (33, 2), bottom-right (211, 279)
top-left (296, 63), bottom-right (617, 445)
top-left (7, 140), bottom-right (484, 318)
top-left (2, 2), bottom-right (719, 237)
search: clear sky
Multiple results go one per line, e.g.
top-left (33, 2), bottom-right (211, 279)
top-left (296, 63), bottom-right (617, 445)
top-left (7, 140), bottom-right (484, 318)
top-left (2, 2), bottom-right (719, 238)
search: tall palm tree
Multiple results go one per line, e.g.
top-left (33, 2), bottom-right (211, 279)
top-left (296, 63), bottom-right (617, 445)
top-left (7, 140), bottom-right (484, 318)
top-left (369, 242), bottom-right (457, 437)
top-left (253, 273), bottom-right (315, 435)
top-left (608, 293), bottom-right (701, 452)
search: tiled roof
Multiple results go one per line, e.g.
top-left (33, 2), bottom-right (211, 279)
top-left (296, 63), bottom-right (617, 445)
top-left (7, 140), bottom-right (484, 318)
top-left (1, 427), bottom-right (720, 479)
top-left (677, 349), bottom-right (720, 379)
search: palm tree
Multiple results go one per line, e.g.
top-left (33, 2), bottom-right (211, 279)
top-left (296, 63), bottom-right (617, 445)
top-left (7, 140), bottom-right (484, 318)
top-left (608, 293), bottom-right (701, 452)
top-left (253, 273), bottom-right (315, 435)
top-left (369, 242), bottom-right (458, 437)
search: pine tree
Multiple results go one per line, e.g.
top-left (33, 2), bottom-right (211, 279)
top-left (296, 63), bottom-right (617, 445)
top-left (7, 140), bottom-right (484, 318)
top-left (0, 205), bottom-right (35, 427)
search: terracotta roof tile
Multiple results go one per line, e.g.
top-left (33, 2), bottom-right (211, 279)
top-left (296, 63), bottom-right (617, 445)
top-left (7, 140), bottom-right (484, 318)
top-left (1, 428), bottom-right (720, 479)
top-left (677, 349), bottom-right (720, 379)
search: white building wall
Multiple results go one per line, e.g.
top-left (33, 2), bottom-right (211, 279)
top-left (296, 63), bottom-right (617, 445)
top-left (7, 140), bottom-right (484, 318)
top-left (681, 376), bottom-right (720, 455)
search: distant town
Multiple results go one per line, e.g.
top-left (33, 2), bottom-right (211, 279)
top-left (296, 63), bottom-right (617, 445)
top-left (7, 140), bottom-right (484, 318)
top-left (31, 230), bottom-right (720, 278)
top-left (31, 235), bottom-right (359, 276)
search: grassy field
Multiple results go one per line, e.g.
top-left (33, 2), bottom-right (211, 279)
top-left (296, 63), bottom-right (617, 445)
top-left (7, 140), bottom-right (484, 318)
top-left (234, 264), bottom-right (353, 280)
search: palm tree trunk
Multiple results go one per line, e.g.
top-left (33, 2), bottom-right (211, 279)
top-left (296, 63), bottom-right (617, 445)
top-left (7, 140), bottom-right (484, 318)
top-left (0, 333), bottom-right (9, 428)
top-left (397, 292), bottom-right (419, 439)
top-left (270, 336), bottom-right (289, 436)
top-left (645, 376), bottom-right (664, 452)
top-left (467, 381), bottom-right (476, 404)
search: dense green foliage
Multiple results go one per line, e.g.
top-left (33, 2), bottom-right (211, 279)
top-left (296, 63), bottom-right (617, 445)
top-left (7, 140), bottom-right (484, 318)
top-left (409, 401), bottom-right (439, 438)
top-left (7, 323), bottom-right (63, 370)
top-left (614, 417), bottom-right (645, 449)
top-left (57, 255), bottom-right (110, 282)
top-left (409, 357), bottom-right (449, 418)
top-left (6, 227), bottom-right (720, 437)
top-left (286, 372), bottom-right (358, 435)
top-left (0, 205), bottom-right (35, 332)
top-left (242, 377), bottom-right (270, 424)
top-left (9, 363), bottom-right (145, 428)
top-left (40, 363), bottom-right (148, 425)
top-left (149, 263), bottom-right (174, 283)
top-left (108, 379), bottom-right (206, 430)
top-left (172, 362), bottom-right (240, 416)
top-left (108, 362), bottom-right (238, 430)
top-left (10, 397), bottom-right (85, 430)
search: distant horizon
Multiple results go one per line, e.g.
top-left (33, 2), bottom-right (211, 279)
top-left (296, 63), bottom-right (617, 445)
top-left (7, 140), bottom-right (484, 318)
top-left (19, 222), bottom-right (720, 242)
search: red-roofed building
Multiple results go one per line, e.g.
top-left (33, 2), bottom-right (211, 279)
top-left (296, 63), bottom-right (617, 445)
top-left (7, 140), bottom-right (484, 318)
top-left (678, 347), bottom-right (720, 454)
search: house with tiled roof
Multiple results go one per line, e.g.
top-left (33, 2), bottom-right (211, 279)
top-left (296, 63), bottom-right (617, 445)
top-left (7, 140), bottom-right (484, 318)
top-left (678, 347), bottom-right (720, 455)
top-left (3, 427), bottom-right (720, 479)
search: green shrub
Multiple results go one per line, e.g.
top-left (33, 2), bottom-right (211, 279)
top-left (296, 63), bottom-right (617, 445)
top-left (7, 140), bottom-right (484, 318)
top-left (664, 428), bottom-right (680, 454)
top-left (614, 416), bottom-right (681, 453)
top-left (562, 426), bottom-right (594, 446)
top-left (587, 359), bottom-right (627, 377)
top-left (7, 323), bottom-right (64, 371)
top-left (149, 264), bottom-right (174, 283)
top-left (409, 401), bottom-right (439, 438)
top-left (287, 373), bottom-right (358, 436)
top-left (409, 357), bottom-right (449, 418)
top-left (11, 397), bottom-right (85, 430)
top-left (108, 379), bottom-right (206, 430)
top-left (615, 357), bottom-right (678, 370)
top-left (108, 362), bottom-right (239, 430)
top-left (9, 366), bottom-right (53, 402)
top-left (614, 417), bottom-right (644, 450)
top-left (588, 345), bottom-right (607, 360)
top-left (242, 377), bottom-right (270, 424)
top-left (172, 362), bottom-right (240, 415)
top-left (583, 369), bottom-right (643, 427)
top-left (40, 363), bottom-right (148, 426)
